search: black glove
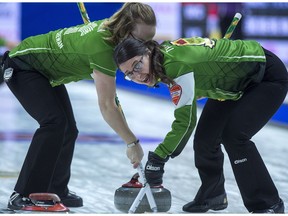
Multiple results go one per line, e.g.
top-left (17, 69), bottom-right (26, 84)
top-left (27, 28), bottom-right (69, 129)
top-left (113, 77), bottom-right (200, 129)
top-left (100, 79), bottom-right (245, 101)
top-left (144, 151), bottom-right (169, 186)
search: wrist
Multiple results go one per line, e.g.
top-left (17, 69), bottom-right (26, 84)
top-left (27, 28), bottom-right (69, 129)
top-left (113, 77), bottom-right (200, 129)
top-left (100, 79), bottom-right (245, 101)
top-left (149, 151), bottom-right (169, 163)
top-left (127, 139), bottom-right (139, 148)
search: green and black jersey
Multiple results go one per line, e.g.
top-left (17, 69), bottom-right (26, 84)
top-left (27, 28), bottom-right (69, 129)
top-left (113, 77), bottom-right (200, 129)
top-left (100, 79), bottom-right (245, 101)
top-left (9, 19), bottom-right (117, 87)
top-left (155, 37), bottom-right (266, 159)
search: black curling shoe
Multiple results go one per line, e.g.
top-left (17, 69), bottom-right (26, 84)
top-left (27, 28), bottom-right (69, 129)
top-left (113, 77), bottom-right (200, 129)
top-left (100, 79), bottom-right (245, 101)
top-left (7, 192), bottom-right (34, 210)
top-left (60, 191), bottom-right (83, 207)
top-left (183, 193), bottom-right (228, 213)
top-left (251, 199), bottom-right (284, 214)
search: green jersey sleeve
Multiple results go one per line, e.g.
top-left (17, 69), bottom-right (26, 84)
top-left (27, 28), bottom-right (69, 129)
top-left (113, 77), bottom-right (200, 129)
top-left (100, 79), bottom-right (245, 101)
top-left (155, 103), bottom-right (197, 159)
top-left (154, 72), bottom-right (198, 159)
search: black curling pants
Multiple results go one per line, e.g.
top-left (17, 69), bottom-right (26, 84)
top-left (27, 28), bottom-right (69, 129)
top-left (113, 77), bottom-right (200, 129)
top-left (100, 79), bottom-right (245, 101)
top-left (6, 68), bottom-right (78, 197)
top-left (193, 49), bottom-right (288, 212)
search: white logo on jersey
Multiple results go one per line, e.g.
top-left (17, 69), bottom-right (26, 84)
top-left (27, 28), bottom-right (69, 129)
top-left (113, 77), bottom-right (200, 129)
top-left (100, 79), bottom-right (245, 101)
top-left (162, 44), bottom-right (174, 53)
top-left (79, 22), bottom-right (98, 36)
top-left (63, 22), bottom-right (98, 36)
top-left (56, 30), bottom-right (64, 49)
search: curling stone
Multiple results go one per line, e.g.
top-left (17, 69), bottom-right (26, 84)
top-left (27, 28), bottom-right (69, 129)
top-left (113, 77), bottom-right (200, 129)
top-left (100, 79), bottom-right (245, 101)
top-left (114, 173), bottom-right (171, 213)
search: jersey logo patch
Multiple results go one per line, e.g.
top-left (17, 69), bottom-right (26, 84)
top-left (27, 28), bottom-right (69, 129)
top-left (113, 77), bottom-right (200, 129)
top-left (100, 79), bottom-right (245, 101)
top-left (169, 84), bottom-right (182, 105)
top-left (171, 38), bottom-right (188, 46)
top-left (170, 37), bottom-right (216, 49)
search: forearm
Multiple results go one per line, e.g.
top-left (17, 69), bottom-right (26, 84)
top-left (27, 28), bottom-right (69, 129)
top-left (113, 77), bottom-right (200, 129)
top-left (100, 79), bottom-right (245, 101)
top-left (92, 69), bottom-right (138, 144)
top-left (100, 103), bottom-right (137, 144)
top-left (155, 104), bottom-right (197, 159)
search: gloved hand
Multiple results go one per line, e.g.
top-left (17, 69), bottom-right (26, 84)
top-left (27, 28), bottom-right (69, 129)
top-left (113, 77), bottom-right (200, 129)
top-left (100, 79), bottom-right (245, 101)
top-left (126, 141), bottom-right (144, 169)
top-left (145, 151), bottom-right (169, 186)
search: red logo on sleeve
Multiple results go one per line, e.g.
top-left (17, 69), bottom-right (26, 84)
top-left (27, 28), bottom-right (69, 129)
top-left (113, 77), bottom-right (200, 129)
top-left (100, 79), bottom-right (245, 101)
top-left (171, 38), bottom-right (188, 46)
top-left (169, 84), bottom-right (182, 105)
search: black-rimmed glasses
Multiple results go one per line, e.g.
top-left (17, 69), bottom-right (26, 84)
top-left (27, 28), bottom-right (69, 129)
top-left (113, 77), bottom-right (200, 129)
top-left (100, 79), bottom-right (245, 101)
top-left (124, 55), bottom-right (144, 81)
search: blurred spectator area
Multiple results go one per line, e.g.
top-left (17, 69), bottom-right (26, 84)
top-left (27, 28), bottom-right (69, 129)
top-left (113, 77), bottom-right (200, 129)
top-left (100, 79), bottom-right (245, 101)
top-left (180, 2), bottom-right (288, 66)
top-left (0, 2), bottom-right (287, 65)
top-left (0, 2), bottom-right (287, 126)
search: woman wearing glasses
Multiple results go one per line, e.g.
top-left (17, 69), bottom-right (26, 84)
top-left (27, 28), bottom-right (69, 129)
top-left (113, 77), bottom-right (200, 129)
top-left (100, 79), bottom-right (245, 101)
top-left (113, 37), bottom-right (288, 213)
top-left (2, 3), bottom-right (156, 210)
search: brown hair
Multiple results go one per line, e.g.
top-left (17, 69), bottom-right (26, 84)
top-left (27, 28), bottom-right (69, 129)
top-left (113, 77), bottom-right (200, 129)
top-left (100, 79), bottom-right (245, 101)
top-left (145, 40), bottom-right (175, 86)
top-left (103, 3), bottom-right (156, 45)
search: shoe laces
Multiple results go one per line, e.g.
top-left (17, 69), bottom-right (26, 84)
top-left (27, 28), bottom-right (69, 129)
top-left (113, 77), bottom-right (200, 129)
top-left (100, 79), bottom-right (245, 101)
top-left (21, 196), bottom-right (31, 203)
top-left (9, 192), bottom-right (32, 205)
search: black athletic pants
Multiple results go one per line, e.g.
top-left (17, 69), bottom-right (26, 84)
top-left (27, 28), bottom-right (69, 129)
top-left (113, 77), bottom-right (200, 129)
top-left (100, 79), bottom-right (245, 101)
top-left (193, 49), bottom-right (288, 212)
top-left (4, 57), bottom-right (78, 197)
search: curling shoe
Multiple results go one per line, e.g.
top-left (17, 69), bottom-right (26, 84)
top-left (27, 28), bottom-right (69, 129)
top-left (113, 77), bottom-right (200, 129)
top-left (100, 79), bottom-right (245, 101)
top-left (183, 192), bottom-right (228, 213)
top-left (251, 199), bottom-right (284, 213)
top-left (60, 191), bottom-right (83, 207)
top-left (7, 192), bottom-right (34, 210)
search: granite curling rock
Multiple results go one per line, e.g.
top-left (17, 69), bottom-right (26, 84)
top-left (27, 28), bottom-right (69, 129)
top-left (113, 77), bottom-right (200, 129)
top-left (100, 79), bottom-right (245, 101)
top-left (114, 173), bottom-right (171, 213)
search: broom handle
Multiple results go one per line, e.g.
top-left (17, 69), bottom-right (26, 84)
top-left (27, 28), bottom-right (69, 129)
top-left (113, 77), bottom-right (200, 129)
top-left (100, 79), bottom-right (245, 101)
top-left (128, 162), bottom-right (157, 213)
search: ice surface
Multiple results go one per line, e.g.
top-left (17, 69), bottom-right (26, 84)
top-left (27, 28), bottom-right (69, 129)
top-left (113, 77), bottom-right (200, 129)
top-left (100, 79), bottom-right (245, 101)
top-left (0, 81), bottom-right (287, 214)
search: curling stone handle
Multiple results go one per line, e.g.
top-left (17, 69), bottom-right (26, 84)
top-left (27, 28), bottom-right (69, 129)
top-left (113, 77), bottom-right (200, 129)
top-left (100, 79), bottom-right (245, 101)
top-left (136, 162), bottom-right (146, 184)
top-left (128, 162), bottom-right (158, 213)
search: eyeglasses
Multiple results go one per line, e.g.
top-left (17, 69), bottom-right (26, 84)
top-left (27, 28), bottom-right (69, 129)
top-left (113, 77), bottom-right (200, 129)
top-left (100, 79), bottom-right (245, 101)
top-left (124, 55), bottom-right (144, 81)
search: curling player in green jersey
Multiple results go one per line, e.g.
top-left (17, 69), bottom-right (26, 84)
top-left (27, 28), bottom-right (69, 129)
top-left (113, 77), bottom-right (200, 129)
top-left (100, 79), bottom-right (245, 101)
top-left (114, 37), bottom-right (288, 213)
top-left (1, 3), bottom-right (156, 211)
